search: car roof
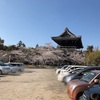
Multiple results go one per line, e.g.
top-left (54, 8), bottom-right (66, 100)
top-left (7, 62), bottom-right (23, 64)
top-left (83, 66), bottom-right (100, 69)
top-left (91, 70), bottom-right (100, 73)
top-left (69, 65), bottom-right (87, 68)
top-left (77, 66), bottom-right (100, 73)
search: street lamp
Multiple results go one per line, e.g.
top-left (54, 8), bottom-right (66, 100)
top-left (9, 55), bottom-right (11, 63)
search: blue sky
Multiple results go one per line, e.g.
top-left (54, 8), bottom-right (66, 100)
top-left (0, 0), bottom-right (100, 50)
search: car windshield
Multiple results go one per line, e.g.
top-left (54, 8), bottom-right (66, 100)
top-left (0, 62), bottom-right (7, 66)
top-left (81, 72), bottom-right (97, 83)
top-left (63, 65), bottom-right (68, 69)
top-left (5, 63), bottom-right (9, 65)
top-left (65, 66), bottom-right (71, 70)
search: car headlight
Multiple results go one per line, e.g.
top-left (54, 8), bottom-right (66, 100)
top-left (70, 85), bottom-right (76, 90)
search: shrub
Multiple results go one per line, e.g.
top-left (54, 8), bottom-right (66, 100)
top-left (85, 50), bottom-right (100, 66)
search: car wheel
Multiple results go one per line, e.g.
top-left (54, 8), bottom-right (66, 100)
top-left (76, 93), bottom-right (83, 100)
top-left (90, 94), bottom-right (100, 100)
top-left (0, 70), bottom-right (2, 75)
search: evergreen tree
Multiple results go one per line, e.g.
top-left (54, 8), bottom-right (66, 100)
top-left (17, 41), bottom-right (26, 47)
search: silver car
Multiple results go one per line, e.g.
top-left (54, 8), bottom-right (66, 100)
top-left (0, 61), bottom-right (11, 74)
top-left (8, 62), bottom-right (24, 72)
top-left (5, 63), bottom-right (18, 73)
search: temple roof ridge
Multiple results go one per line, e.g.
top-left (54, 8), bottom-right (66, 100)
top-left (59, 27), bottom-right (76, 37)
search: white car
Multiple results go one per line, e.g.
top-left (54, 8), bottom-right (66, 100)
top-left (56, 65), bottom-right (72, 75)
top-left (0, 61), bottom-right (11, 74)
top-left (56, 65), bottom-right (69, 75)
top-left (57, 65), bottom-right (87, 82)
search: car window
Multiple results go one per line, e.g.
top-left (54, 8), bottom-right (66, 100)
top-left (95, 75), bottom-right (100, 80)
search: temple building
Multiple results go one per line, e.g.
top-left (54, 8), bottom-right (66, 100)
top-left (51, 28), bottom-right (83, 49)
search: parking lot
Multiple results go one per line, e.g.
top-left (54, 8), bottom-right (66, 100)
top-left (0, 68), bottom-right (70, 100)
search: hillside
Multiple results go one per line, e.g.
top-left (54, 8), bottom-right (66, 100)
top-left (0, 46), bottom-right (85, 67)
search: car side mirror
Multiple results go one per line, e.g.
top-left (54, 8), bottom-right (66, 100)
top-left (94, 79), bottom-right (99, 84)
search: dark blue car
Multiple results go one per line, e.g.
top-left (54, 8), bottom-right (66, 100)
top-left (63, 66), bottom-right (100, 84)
top-left (81, 85), bottom-right (100, 100)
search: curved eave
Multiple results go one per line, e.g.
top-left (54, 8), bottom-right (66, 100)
top-left (52, 36), bottom-right (81, 41)
top-left (51, 36), bottom-right (83, 49)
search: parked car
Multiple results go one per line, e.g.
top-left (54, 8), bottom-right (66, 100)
top-left (56, 65), bottom-right (69, 74)
top-left (63, 66), bottom-right (100, 84)
top-left (5, 63), bottom-right (18, 73)
top-left (0, 61), bottom-right (11, 74)
top-left (81, 85), bottom-right (100, 100)
top-left (7, 62), bottom-right (24, 72)
top-left (67, 70), bottom-right (100, 100)
top-left (57, 65), bottom-right (86, 82)
top-left (58, 67), bottom-right (84, 82)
